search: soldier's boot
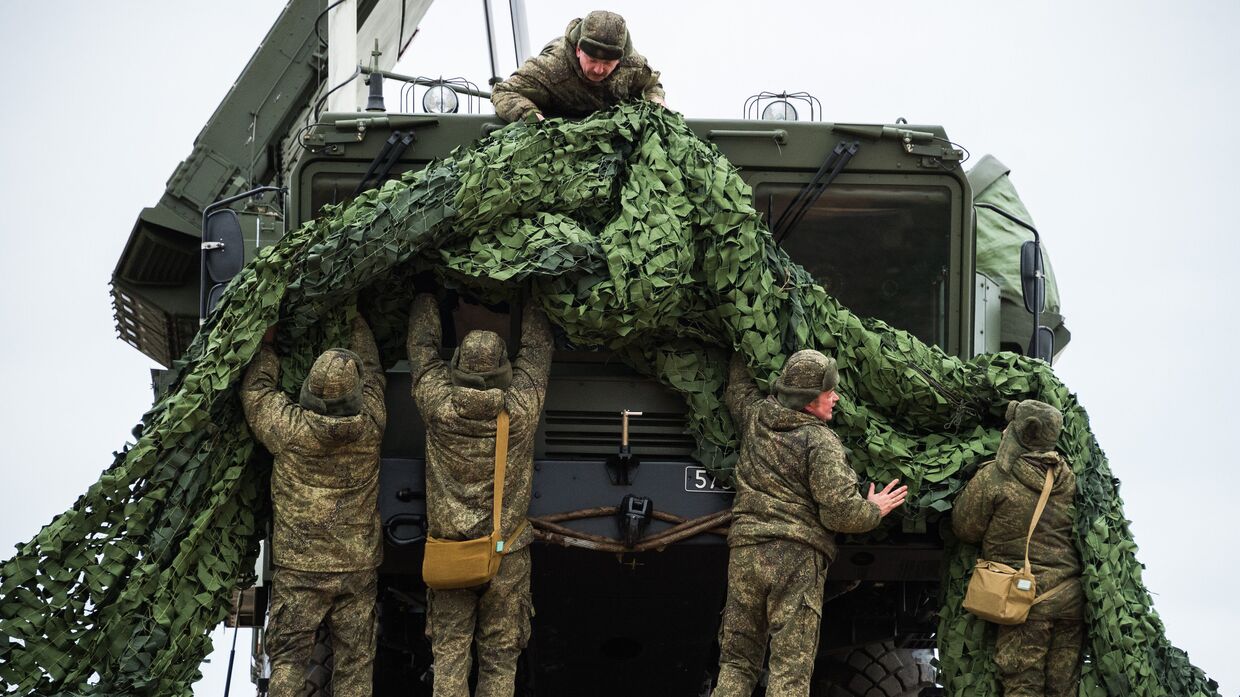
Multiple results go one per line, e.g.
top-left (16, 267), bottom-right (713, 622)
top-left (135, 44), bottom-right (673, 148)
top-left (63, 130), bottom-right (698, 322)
top-left (327, 570), bottom-right (378, 697)
top-left (474, 548), bottom-right (532, 697)
top-left (1044, 620), bottom-right (1083, 697)
top-left (428, 587), bottom-right (478, 697)
top-left (996, 620), bottom-right (1053, 697)
top-left (266, 569), bottom-right (334, 697)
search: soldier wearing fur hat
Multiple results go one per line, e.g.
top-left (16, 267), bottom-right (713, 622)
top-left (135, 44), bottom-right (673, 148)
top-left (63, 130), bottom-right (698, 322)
top-left (953, 399), bottom-right (1084, 697)
top-left (406, 293), bottom-right (553, 697)
top-left (713, 351), bottom-right (907, 697)
top-left (240, 315), bottom-right (387, 697)
top-left (491, 10), bottom-right (666, 123)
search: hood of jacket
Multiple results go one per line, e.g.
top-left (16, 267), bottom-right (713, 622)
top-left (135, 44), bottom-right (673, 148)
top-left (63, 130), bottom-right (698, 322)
top-left (1004, 449), bottom-right (1073, 495)
top-left (755, 395), bottom-right (822, 432)
top-left (302, 409), bottom-right (369, 445)
top-left (450, 385), bottom-right (507, 420)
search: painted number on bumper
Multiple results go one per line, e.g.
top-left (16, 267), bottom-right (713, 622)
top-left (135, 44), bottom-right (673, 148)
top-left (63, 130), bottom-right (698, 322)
top-left (684, 466), bottom-right (731, 494)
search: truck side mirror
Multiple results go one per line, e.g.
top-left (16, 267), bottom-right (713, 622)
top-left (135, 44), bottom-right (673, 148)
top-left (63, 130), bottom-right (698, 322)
top-left (200, 209), bottom-right (246, 319)
top-left (1019, 239), bottom-right (1044, 314)
top-left (204, 209), bottom-right (245, 283)
top-left (198, 185), bottom-right (286, 322)
top-left (1028, 325), bottom-right (1055, 363)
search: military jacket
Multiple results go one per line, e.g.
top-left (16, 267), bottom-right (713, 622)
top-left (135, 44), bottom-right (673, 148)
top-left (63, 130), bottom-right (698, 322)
top-left (241, 318), bottom-right (387, 573)
top-left (953, 440), bottom-right (1084, 620)
top-left (406, 296), bottom-right (553, 553)
top-left (491, 17), bottom-right (665, 122)
top-left (724, 355), bottom-right (881, 560)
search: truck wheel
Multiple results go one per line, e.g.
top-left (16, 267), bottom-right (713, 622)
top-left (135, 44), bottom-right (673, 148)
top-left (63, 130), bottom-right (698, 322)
top-left (812, 641), bottom-right (936, 697)
top-left (301, 623), bottom-right (334, 697)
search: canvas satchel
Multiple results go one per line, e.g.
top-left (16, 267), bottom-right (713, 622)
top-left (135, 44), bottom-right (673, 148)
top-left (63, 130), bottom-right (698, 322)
top-left (422, 409), bottom-right (528, 590)
top-left (962, 465), bottom-right (1055, 625)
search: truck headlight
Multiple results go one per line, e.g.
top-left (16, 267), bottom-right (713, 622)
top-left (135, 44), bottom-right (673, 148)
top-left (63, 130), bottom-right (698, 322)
top-left (422, 84), bottom-right (459, 114)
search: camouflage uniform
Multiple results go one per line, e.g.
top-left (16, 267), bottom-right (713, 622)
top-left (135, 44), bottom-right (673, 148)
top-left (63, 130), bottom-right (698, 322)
top-left (714, 352), bottom-right (881, 697)
top-left (953, 400), bottom-right (1084, 697)
top-left (491, 11), bottom-right (665, 122)
top-left (241, 317), bottom-right (387, 697)
top-left (406, 294), bottom-right (553, 697)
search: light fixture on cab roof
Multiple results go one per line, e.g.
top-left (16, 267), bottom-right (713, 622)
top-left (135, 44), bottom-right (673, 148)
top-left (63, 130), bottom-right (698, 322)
top-left (422, 83), bottom-right (460, 114)
top-left (744, 91), bottom-right (822, 122)
top-left (762, 101), bottom-right (797, 121)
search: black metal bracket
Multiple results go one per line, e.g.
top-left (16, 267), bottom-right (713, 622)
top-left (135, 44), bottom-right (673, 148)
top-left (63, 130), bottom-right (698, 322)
top-left (617, 494), bottom-right (653, 547)
top-left (605, 445), bottom-right (641, 486)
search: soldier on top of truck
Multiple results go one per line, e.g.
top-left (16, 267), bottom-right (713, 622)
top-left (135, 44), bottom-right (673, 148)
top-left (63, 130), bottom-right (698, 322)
top-left (491, 10), bottom-right (666, 122)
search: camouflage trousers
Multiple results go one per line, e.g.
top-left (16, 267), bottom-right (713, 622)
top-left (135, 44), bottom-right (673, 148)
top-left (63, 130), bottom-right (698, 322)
top-left (266, 565), bottom-right (377, 697)
top-left (714, 540), bottom-right (826, 697)
top-left (427, 546), bottom-right (533, 697)
top-left (994, 618), bottom-right (1083, 697)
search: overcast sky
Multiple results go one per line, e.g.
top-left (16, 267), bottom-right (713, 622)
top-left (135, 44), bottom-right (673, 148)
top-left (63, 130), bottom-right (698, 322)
top-left (1, 1), bottom-right (1236, 695)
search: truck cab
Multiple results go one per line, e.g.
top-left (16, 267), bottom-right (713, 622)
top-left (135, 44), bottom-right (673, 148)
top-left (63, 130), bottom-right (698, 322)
top-left (274, 109), bottom-right (968, 696)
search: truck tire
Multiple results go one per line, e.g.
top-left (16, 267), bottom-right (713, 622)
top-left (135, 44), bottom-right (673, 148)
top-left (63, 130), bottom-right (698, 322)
top-left (813, 641), bottom-right (936, 697)
top-left (301, 623), bottom-right (334, 697)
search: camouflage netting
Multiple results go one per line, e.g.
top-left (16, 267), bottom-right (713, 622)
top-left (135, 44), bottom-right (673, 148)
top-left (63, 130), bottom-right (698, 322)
top-left (0, 103), bottom-right (1218, 696)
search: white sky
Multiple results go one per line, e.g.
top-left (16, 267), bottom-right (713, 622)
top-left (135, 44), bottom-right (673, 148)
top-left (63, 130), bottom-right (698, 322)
top-left (0, 1), bottom-right (1236, 695)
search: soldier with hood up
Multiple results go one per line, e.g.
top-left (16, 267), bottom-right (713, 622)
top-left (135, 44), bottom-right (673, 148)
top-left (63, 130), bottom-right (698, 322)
top-left (406, 293), bottom-right (553, 697)
top-left (491, 10), bottom-right (666, 123)
top-left (953, 399), bottom-right (1083, 697)
top-left (240, 316), bottom-right (387, 697)
top-left (714, 351), bottom-right (908, 697)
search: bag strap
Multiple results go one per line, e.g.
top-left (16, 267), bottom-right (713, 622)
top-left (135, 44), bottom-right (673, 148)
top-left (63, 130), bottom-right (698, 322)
top-left (1031, 579), bottom-right (1073, 606)
top-left (1022, 466), bottom-right (1056, 573)
top-left (501, 519), bottom-right (529, 554)
top-left (491, 410), bottom-right (510, 542)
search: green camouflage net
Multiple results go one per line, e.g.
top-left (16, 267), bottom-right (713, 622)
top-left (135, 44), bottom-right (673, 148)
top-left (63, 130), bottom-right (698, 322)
top-left (0, 103), bottom-right (1218, 696)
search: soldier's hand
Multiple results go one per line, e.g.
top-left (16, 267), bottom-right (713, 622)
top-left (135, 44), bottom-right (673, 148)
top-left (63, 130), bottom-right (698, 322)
top-left (535, 112), bottom-right (546, 121)
top-left (867, 479), bottom-right (909, 518)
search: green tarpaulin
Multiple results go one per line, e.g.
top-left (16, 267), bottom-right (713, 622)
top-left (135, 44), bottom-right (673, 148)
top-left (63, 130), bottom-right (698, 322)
top-left (0, 104), bottom-right (1217, 696)
top-left (969, 154), bottom-right (1071, 356)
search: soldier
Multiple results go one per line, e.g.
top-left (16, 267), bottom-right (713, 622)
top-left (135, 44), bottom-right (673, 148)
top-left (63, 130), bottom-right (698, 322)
top-left (406, 294), bottom-right (553, 697)
top-left (240, 315), bottom-right (387, 697)
top-left (491, 10), bottom-right (666, 122)
top-left (953, 400), bottom-right (1083, 697)
top-left (715, 351), bottom-right (908, 697)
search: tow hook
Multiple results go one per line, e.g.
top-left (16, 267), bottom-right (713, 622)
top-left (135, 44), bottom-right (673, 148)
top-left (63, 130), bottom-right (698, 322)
top-left (617, 494), bottom-right (653, 547)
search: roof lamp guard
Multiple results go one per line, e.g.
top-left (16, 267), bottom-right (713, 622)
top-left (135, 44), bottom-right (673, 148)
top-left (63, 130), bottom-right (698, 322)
top-left (745, 91), bottom-right (822, 122)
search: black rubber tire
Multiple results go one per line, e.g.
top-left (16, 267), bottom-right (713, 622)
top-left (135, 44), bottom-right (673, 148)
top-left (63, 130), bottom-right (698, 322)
top-left (812, 641), bottom-right (937, 697)
top-left (301, 623), bottom-right (334, 697)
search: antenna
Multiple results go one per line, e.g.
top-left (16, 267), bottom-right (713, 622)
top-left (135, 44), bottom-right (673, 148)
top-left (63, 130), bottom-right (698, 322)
top-left (510, 0), bottom-right (532, 65)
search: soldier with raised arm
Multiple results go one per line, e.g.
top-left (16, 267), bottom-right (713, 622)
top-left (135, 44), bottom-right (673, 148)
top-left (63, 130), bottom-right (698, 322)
top-left (406, 294), bottom-right (553, 697)
top-left (240, 315), bottom-right (386, 697)
top-left (953, 400), bottom-right (1083, 697)
top-left (491, 10), bottom-right (665, 123)
top-left (713, 351), bottom-right (908, 697)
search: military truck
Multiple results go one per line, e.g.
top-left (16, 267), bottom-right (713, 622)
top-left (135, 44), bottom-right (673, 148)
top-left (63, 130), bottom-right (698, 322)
top-left (109, 2), bottom-right (1064, 695)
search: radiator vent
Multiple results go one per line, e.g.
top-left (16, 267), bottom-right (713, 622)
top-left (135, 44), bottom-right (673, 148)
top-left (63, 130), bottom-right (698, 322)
top-left (541, 409), bottom-right (695, 459)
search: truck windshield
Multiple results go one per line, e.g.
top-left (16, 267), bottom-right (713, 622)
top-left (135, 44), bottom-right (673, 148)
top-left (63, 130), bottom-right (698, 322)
top-left (756, 182), bottom-right (953, 347)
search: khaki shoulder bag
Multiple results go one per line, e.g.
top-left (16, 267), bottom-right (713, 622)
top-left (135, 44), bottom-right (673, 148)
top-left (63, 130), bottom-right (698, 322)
top-left (962, 466), bottom-right (1068, 625)
top-left (422, 410), bottom-right (529, 590)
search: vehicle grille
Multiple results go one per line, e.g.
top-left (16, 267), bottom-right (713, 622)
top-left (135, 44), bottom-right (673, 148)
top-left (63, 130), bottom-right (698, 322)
top-left (541, 409), bottom-right (695, 459)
